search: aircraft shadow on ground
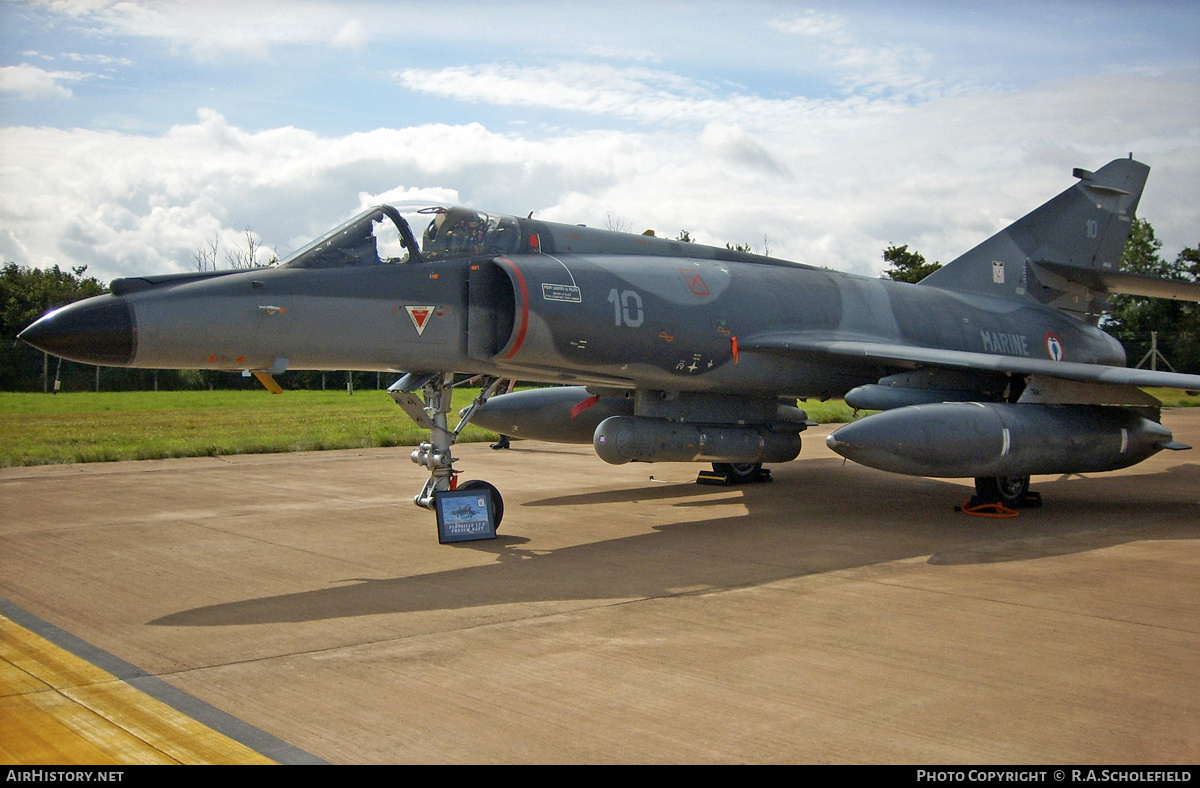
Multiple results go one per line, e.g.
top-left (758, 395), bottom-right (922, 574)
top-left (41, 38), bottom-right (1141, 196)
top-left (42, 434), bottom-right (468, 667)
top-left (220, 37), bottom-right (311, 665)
top-left (149, 459), bottom-right (1199, 628)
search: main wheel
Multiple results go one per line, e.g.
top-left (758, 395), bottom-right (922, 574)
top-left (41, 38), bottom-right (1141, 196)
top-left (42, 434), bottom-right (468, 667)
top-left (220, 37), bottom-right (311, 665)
top-left (712, 462), bottom-right (762, 485)
top-left (458, 479), bottom-right (504, 528)
top-left (974, 476), bottom-right (1030, 507)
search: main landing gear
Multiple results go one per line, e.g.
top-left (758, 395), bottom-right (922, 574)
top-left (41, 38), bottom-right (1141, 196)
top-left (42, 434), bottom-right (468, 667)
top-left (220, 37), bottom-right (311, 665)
top-left (974, 475), bottom-right (1031, 507)
top-left (696, 461), bottom-right (772, 486)
top-left (962, 475), bottom-right (1041, 515)
top-left (388, 372), bottom-right (506, 527)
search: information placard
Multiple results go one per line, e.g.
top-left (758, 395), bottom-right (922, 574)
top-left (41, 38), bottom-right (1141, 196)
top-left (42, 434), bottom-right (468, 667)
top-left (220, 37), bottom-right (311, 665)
top-left (434, 488), bottom-right (497, 543)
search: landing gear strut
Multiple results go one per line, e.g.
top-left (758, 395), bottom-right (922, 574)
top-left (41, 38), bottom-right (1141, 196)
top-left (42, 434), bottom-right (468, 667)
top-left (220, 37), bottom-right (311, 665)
top-left (389, 372), bottom-right (505, 527)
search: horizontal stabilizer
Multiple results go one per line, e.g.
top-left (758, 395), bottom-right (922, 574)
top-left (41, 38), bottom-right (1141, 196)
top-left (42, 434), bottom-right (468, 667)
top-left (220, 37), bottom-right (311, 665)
top-left (1033, 261), bottom-right (1200, 302)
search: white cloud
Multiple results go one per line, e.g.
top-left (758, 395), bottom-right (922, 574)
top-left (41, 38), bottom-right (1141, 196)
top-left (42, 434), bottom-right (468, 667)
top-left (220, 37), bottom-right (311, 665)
top-left (0, 63), bottom-right (86, 98)
top-left (1, 62), bottom-right (1197, 285)
top-left (394, 62), bottom-right (882, 131)
top-left (768, 10), bottom-right (851, 42)
top-left (40, 0), bottom-right (378, 60)
top-left (769, 9), bottom-right (939, 99)
top-left (60, 52), bottom-right (134, 67)
top-left (358, 185), bottom-right (461, 211)
top-left (331, 19), bottom-right (367, 51)
top-left (395, 63), bottom-right (705, 124)
top-left (0, 110), bottom-right (638, 278)
top-left (699, 123), bottom-right (790, 178)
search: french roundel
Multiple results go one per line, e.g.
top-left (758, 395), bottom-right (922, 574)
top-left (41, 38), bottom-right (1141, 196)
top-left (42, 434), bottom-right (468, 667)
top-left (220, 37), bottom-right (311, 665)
top-left (1045, 332), bottom-right (1064, 361)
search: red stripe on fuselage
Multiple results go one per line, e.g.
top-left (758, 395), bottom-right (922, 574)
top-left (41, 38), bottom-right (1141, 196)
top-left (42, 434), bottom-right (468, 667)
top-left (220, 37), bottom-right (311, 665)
top-left (497, 257), bottom-right (529, 359)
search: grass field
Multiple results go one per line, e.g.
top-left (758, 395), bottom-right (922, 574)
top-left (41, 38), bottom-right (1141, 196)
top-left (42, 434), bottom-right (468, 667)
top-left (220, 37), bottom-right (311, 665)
top-left (0, 389), bottom-right (497, 467)
top-left (0, 387), bottom-right (1192, 467)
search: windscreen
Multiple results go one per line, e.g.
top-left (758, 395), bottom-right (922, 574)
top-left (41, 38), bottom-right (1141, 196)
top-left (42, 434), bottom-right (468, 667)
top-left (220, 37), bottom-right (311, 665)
top-left (280, 206), bottom-right (419, 269)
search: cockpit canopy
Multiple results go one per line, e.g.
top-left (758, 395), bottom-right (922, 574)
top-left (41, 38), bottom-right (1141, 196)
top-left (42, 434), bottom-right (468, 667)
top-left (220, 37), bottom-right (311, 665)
top-left (420, 207), bottom-right (522, 260)
top-left (279, 205), bottom-right (521, 269)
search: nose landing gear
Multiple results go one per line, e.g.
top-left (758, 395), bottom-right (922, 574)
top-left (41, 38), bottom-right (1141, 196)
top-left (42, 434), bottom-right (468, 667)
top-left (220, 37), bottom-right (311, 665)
top-left (389, 372), bottom-right (506, 528)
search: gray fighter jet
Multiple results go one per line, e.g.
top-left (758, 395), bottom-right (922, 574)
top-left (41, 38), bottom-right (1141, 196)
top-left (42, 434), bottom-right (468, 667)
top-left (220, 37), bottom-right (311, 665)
top-left (20, 157), bottom-right (1200, 524)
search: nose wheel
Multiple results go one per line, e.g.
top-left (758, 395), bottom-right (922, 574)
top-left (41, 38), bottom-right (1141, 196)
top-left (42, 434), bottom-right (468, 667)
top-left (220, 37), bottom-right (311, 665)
top-left (389, 372), bottom-right (506, 529)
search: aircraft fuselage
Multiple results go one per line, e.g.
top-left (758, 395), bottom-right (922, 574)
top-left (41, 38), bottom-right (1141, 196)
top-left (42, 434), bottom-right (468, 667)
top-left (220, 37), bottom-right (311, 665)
top-left (68, 252), bottom-right (1124, 402)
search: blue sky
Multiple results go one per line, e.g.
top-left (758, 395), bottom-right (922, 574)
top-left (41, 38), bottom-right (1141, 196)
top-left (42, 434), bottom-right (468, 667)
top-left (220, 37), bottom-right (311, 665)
top-left (2, 1), bottom-right (1197, 282)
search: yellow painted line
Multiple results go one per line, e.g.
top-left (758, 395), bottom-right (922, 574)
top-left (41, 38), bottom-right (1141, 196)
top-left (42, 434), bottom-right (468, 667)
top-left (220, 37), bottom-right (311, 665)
top-left (0, 614), bottom-right (275, 765)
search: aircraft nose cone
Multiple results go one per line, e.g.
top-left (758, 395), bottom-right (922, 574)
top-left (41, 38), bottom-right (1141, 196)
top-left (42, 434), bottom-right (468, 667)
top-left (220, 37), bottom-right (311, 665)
top-left (18, 295), bottom-right (136, 366)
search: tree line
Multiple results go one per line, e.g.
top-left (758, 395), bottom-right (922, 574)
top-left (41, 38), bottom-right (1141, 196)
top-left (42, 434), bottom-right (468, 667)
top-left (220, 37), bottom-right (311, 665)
top-left (1104, 220), bottom-right (1200, 373)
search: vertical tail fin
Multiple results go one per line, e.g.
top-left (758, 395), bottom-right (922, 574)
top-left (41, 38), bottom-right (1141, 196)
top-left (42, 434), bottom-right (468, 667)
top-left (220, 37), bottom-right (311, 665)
top-left (920, 157), bottom-right (1149, 321)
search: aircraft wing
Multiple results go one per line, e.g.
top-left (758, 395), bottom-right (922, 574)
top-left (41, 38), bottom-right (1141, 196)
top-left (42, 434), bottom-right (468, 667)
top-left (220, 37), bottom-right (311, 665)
top-left (742, 334), bottom-right (1200, 391)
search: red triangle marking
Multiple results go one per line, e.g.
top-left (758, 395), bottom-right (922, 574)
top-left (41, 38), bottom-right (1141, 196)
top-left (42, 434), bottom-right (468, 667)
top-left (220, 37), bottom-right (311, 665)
top-left (406, 306), bottom-right (435, 336)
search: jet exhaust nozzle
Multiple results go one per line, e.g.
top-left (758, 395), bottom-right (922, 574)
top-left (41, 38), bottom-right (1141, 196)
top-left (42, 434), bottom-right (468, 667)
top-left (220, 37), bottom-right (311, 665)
top-left (826, 402), bottom-right (1175, 478)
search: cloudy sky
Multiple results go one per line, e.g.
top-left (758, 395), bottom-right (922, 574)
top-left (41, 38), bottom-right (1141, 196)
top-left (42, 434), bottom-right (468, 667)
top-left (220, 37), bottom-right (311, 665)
top-left (1, 0), bottom-right (1197, 283)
